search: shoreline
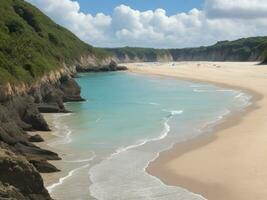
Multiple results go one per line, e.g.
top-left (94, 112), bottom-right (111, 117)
top-left (32, 113), bottom-right (78, 190)
top-left (125, 61), bottom-right (267, 200)
top-left (36, 111), bottom-right (96, 200)
top-left (32, 113), bottom-right (66, 188)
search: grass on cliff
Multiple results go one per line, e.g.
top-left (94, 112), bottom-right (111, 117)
top-left (0, 0), bottom-right (110, 85)
top-left (107, 37), bottom-right (267, 63)
top-left (105, 47), bottom-right (169, 61)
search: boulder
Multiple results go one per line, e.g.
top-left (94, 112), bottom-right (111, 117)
top-left (60, 76), bottom-right (85, 102)
top-left (14, 142), bottom-right (60, 161)
top-left (30, 159), bottom-right (60, 173)
top-left (29, 134), bottom-right (44, 143)
top-left (37, 103), bottom-right (60, 113)
top-left (0, 182), bottom-right (27, 200)
top-left (0, 148), bottom-right (52, 200)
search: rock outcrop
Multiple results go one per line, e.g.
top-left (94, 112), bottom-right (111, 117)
top-left (106, 37), bottom-right (267, 63)
top-left (0, 0), bottom-right (129, 199)
top-left (0, 65), bottom-right (89, 199)
top-left (0, 57), bottom-right (127, 199)
top-left (0, 146), bottom-right (52, 200)
top-left (77, 60), bottom-right (128, 72)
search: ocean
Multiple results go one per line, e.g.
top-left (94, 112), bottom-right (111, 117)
top-left (46, 72), bottom-right (251, 200)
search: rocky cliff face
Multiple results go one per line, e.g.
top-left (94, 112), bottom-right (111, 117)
top-left (0, 64), bottom-right (86, 199)
top-left (111, 48), bottom-right (263, 63)
top-left (107, 37), bottom-right (267, 63)
top-left (0, 0), bottom-right (128, 198)
top-left (113, 53), bottom-right (173, 63)
top-left (168, 47), bottom-right (263, 62)
top-left (77, 55), bottom-right (127, 72)
top-left (0, 146), bottom-right (51, 200)
top-left (0, 56), bottom-right (127, 199)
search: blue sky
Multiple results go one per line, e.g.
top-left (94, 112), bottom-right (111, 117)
top-left (27, 0), bottom-right (267, 48)
top-left (76, 0), bottom-right (204, 15)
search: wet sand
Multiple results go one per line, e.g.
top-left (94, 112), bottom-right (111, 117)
top-left (126, 62), bottom-right (267, 200)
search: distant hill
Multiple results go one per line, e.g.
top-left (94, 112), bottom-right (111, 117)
top-left (1, 0), bottom-right (267, 87)
top-left (105, 37), bottom-right (267, 63)
top-left (1, 1), bottom-right (267, 199)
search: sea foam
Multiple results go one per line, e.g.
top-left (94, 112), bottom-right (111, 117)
top-left (110, 109), bottom-right (183, 158)
top-left (47, 164), bottom-right (90, 193)
top-left (48, 113), bottom-right (73, 147)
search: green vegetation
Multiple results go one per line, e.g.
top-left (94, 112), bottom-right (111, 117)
top-left (105, 47), bottom-right (169, 61)
top-left (1, 0), bottom-right (267, 86)
top-left (0, 0), bottom-right (109, 85)
top-left (107, 37), bottom-right (267, 63)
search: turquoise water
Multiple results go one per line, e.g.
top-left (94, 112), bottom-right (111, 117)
top-left (47, 72), bottom-right (250, 200)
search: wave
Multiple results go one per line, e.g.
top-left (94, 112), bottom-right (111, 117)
top-left (216, 89), bottom-right (235, 92)
top-left (48, 113), bottom-right (73, 147)
top-left (95, 117), bottom-right (102, 123)
top-left (235, 92), bottom-right (244, 99)
top-left (148, 102), bottom-right (160, 106)
top-left (54, 113), bottom-right (73, 117)
top-left (189, 84), bottom-right (205, 88)
top-left (135, 101), bottom-right (160, 106)
top-left (110, 140), bottom-right (148, 157)
top-left (199, 109), bottom-right (231, 133)
top-left (48, 125), bottom-right (72, 146)
top-left (234, 92), bottom-right (252, 108)
top-left (89, 109), bottom-right (206, 200)
top-left (195, 88), bottom-right (237, 93)
top-left (63, 153), bottom-right (96, 163)
top-left (162, 109), bottom-right (184, 116)
top-left (110, 109), bottom-right (183, 158)
top-left (47, 164), bottom-right (90, 193)
top-left (193, 89), bottom-right (208, 93)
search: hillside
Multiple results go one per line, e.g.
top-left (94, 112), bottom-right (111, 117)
top-left (0, 0), bottom-right (112, 85)
top-left (1, 0), bottom-right (267, 199)
top-left (106, 36), bottom-right (267, 63)
top-left (0, 1), bottom-right (115, 199)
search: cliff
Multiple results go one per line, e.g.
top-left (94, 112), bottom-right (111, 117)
top-left (1, 0), bottom-right (267, 199)
top-left (106, 36), bottom-right (267, 63)
top-left (0, 0), bottom-right (125, 199)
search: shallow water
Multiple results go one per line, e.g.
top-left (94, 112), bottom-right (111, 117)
top-left (47, 72), bottom-right (250, 200)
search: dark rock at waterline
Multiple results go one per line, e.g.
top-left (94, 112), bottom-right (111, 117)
top-left (2, 96), bottom-right (50, 131)
top-left (22, 106), bottom-right (50, 131)
top-left (77, 60), bottom-right (128, 72)
top-left (109, 60), bottom-right (118, 70)
top-left (0, 148), bottom-right (52, 200)
top-left (71, 73), bottom-right (81, 78)
top-left (116, 65), bottom-right (128, 70)
top-left (37, 103), bottom-right (61, 113)
top-left (14, 143), bottom-right (60, 161)
top-left (0, 66), bottom-right (86, 199)
top-left (30, 159), bottom-right (60, 173)
top-left (0, 123), bottom-right (28, 146)
top-left (29, 134), bottom-right (44, 143)
top-left (39, 84), bottom-right (65, 111)
top-left (0, 181), bottom-right (28, 200)
top-left (60, 76), bottom-right (85, 102)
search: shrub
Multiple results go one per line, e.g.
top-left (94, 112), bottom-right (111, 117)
top-left (48, 33), bottom-right (59, 45)
top-left (6, 20), bottom-right (24, 34)
top-left (14, 5), bottom-right (42, 33)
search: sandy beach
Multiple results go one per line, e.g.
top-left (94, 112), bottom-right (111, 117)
top-left (30, 113), bottom-right (73, 188)
top-left (125, 62), bottom-right (267, 200)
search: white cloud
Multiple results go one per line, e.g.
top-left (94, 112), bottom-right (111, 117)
top-left (205, 0), bottom-right (267, 19)
top-left (26, 0), bottom-right (267, 48)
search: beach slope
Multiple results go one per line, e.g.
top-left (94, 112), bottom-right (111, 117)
top-left (126, 62), bottom-right (267, 200)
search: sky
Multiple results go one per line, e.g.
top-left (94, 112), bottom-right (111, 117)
top-left (76, 0), bottom-right (203, 16)
top-left (26, 0), bottom-right (267, 48)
